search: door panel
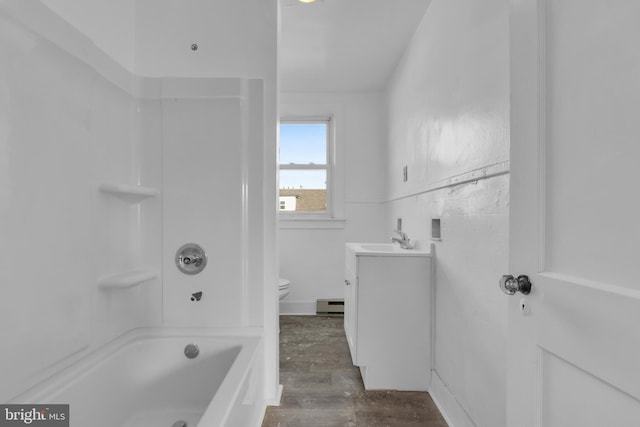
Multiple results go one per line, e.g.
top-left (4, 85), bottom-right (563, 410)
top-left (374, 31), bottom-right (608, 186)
top-left (541, 350), bottom-right (640, 427)
top-left (508, 0), bottom-right (640, 425)
top-left (544, 0), bottom-right (640, 288)
top-left (537, 275), bottom-right (640, 400)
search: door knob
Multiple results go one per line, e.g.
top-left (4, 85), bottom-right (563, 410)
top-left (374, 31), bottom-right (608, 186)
top-left (499, 274), bottom-right (532, 295)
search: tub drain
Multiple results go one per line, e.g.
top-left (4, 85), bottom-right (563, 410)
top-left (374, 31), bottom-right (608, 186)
top-left (184, 344), bottom-right (199, 359)
top-left (172, 421), bottom-right (187, 427)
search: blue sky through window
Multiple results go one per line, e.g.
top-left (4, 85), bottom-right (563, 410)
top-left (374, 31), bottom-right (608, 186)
top-left (280, 123), bottom-right (326, 164)
top-left (280, 123), bottom-right (327, 189)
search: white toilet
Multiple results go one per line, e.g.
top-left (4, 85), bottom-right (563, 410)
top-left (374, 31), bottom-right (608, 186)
top-left (278, 278), bottom-right (291, 300)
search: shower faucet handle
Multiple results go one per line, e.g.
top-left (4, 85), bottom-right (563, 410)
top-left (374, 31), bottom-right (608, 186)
top-left (175, 243), bottom-right (208, 275)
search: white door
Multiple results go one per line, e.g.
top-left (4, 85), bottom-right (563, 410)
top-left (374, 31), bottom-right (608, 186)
top-left (508, 1), bottom-right (640, 426)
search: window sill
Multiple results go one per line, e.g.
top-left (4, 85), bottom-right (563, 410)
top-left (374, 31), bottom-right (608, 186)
top-left (279, 217), bottom-right (346, 230)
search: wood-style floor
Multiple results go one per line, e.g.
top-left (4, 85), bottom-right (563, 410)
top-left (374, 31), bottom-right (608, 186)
top-left (262, 315), bottom-right (448, 427)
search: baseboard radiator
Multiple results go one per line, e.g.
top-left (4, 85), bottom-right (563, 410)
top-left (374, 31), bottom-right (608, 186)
top-left (316, 299), bottom-right (344, 316)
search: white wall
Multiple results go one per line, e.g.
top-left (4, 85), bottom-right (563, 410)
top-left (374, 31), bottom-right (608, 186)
top-left (385, 0), bottom-right (509, 426)
top-left (40, 0), bottom-right (135, 72)
top-left (134, 0), bottom-right (275, 79)
top-left (278, 92), bottom-right (387, 314)
top-left (0, 3), bottom-right (161, 402)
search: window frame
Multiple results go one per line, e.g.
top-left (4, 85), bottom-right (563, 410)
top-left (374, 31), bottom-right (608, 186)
top-left (279, 117), bottom-right (334, 219)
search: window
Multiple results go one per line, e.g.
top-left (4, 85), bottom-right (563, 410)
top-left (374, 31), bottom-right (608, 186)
top-left (279, 119), bottom-right (331, 216)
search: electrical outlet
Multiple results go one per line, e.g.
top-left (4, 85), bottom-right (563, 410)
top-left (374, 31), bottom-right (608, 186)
top-left (397, 218), bottom-right (402, 231)
top-left (403, 165), bottom-right (408, 182)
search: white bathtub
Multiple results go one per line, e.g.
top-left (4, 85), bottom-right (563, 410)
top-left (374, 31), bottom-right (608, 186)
top-left (10, 328), bottom-right (265, 427)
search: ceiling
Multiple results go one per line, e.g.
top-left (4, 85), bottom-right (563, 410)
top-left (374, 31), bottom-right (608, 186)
top-left (279, 0), bottom-right (432, 93)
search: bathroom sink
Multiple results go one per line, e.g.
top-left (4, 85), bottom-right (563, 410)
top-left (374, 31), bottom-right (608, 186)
top-left (346, 243), bottom-right (431, 257)
top-left (359, 243), bottom-right (405, 252)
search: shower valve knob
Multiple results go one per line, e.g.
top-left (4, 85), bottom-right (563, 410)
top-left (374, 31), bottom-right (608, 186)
top-left (175, 243), bottom-right (208, 275)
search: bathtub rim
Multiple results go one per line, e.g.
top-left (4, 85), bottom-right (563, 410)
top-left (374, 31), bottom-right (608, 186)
top-left (9, 326), bottom-right (263, 417)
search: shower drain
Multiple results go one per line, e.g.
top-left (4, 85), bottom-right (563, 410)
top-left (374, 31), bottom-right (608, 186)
top-left (172, 421), bottom-right (187, 427)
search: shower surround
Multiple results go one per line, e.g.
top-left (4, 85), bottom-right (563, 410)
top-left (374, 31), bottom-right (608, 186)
top-left (0, 0), bottom-right (278, 422)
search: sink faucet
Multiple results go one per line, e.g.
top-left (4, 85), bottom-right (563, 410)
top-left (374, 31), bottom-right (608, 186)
top-left (391, 229), bottom-right (412, 249)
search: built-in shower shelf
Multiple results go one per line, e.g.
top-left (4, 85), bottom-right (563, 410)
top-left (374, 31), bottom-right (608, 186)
top-left (99, 183), bottom-right (159, 203)
top-left (98, 269), bottom-right (158, 290)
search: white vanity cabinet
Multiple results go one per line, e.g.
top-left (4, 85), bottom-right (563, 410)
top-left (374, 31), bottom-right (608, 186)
top-left (344, 243), bottom-right (433, 391)
top-left (344, 263), bottom-right (358, 364)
